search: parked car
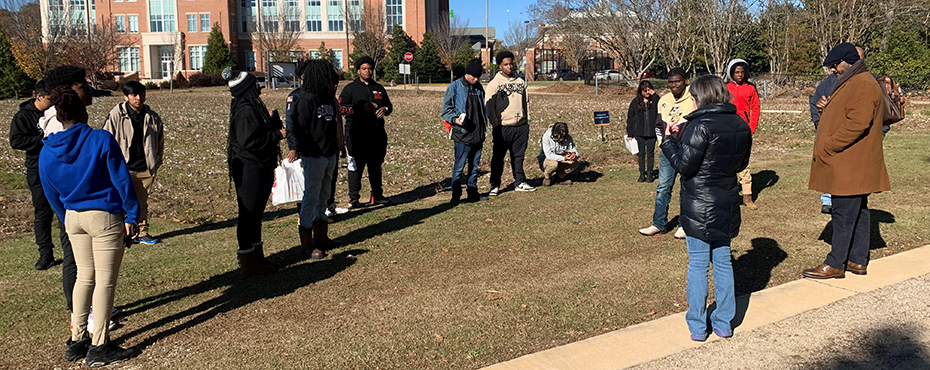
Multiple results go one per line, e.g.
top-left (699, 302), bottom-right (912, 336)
top-left (594, 69), bottom-right (623, 81)
top-left (551, 69), bottom-right (582, 81)
top-left (641, 70), bottom-right (656, 79)
top-left (256, 76), bottom-right (299, 89)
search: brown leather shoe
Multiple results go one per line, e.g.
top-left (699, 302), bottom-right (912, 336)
top-left (802, 263), bottom-right (845, 279)
top-left (845, 261), bottom-right (867, 275)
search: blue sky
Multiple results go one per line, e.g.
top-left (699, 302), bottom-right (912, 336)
top-left (449, 0), bottom-right (535, 38)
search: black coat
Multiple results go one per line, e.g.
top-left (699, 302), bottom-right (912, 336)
top-left (339, 78), bottom-right (392, 154)
top-left (626, 94), bottom-right (659, 138)
top-left (660, 103), bottom-right (752, 242)
top-left (9, 99), bottom-right (46, 169)
top-left (228, 97), bottom-right (283, 169)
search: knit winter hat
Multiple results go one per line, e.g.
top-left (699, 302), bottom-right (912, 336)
top-left (354, 56), bottom-right (375, 70)
top-left (823, 42), bottom-right (860, 67)
top-left (465, 59), bottom-right (483, 78)
top-left (495, 51), bottom-right (515, 66)
top-left (223, 67), bottom-right (257, 97)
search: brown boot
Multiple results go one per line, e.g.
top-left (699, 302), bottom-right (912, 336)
top-left (299, 226), bottom-right (324, 260)
top-left (238, 248), bottom-right (276, 275)
top-left (312, 221), bottom-right (343, 251)
top-left (742, 194), bottom-right (757, 210)
top-left (253, 242), bottom-right (281, 269)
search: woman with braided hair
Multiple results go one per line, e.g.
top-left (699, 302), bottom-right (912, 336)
top-left (39, 85), bottom-right (140, 366)
top-left (223, 67), bottom-right (287, 275)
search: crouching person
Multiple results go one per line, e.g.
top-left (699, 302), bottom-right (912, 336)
top-left (224, 68), bottom-right (285, 275)
top-left (537, 122), bottom-right (580, 186)
top-left (103, 81), bottom-right (165, 245)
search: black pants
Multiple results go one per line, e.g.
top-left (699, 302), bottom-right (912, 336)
top-left (348, 145), bottom-right (386, 202)
top-left (490, 124), bottom-right (529, 188)
top-left (27, 168), bottom-right (76, 311)
top-left (825, 194), bottom-right (870, 269)
top-left (635, 136), bottom-right (656, 174)
top-left (232, 160), bottom-right (274, 251)
top-left (328, 161), bottom-right (338, 206)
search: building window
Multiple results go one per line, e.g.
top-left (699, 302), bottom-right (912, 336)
top-left (128, 15), bottom-right (138, 32)
top-left (240, 0), bottom-right (255, 32)
top-left (332, 49), bottom-right (342, 69)
top-left (245, 51), bottom-right (256, 71)
top-left (200, 13), bottom-right (210, 32)
top-left (118, 47), bottom-right (140, 72)
top-left (327, 0), bottom-right (342, 32)
top-left (189, 45), bottom-right (206, 70)
top-left (261, 0), bottom-right (277, 31)
top-left (115, 15), bottom-right (125, 32)
top-left (285, 14), bottom-right (300, 31)
top-left (187, 14), bottom-right (197, 32)
top-left (149, 0), bottom-right (177, 32)
top-left (386, 0), bottom-right (402, 33)
top-left (306, 0), bottom-right (321, 32)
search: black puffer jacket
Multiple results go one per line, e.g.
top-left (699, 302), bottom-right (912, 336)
top-left (660, 103), bottom-right (752, 242)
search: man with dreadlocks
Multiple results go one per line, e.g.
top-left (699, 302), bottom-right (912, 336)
top-left (223, 67), bottom-right (286, 275)
top-left (294, 60), bottom-right (344, 259)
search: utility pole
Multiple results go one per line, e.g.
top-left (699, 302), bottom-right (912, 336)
top-left (485, 0), bottom-right (489, 64)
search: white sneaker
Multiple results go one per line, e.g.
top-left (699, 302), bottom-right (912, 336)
top-left (638, 225), bottom-right (663, 236)
top-left (325, 209), bottom-right (334, 217)
top-left (674, 227), bottom-right (687, 239)
top-left (333, 207), bottom-right (349, 215)
top-left (514, 182), bottom-right (536, 192)
top-left (74, 310), bottom-right (116, 334)
top-left (489, 187), bottom-right (500, 196)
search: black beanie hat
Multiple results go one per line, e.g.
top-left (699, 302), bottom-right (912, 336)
top-left (823, 42), bottom-right (860, 67)
top-left (355, 56), bottom-right (375, 70)
top-left (465, 58), bottom-right (483, 78)
top-left (223, 67), bottom-right (257, 97)
top-left (496, 51), bottom-right (515, 66)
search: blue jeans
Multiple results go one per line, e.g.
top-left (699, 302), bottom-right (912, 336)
top-left (300, 155), bottom-right (337, 226)
top-left (652, 152), bottom-right (678, 230)
top-left (451, 142), bottom-right (482, 199)
top-left (685, 236), bottom-right (735, 337)
top-left (821, 193), bottom-right (832, 206)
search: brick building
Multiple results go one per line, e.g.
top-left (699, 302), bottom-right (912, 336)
top-left (40, 0), bottom-right (449, 79)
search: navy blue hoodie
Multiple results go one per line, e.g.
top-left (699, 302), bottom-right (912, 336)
top-left (39, 123), bottom-right (141, 224)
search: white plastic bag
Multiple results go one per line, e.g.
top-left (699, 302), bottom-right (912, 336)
top-left (624, 136), bottom-right (639, 155)
top-left (271, 159), bottom-right (305, 206)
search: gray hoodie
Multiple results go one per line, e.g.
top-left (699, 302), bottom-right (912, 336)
top-left (536, 123), bottom-right (578, 163)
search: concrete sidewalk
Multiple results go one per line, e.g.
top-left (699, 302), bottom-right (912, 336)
top-left (483, 244), bottom-right (930, 370)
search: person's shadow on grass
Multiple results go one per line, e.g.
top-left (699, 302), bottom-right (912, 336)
top-left (818, 209), bottom-right (895, 250)
top-left (113, 248), bottom-right (368, 351)
top-left (156, 207), bottom-right (298, 242)
top-left (713, 237), bottom-right (787, 330)
top-left (750, 170), bottom-right (779, 202)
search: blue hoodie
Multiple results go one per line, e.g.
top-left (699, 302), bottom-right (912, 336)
top-left (39, 123), bottom-right (140, 224)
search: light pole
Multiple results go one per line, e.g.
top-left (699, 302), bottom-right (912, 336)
top-left (485, 0), bottom-right (489, 65)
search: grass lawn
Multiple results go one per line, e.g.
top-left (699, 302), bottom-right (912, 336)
top-left (1, 88), bottom-right (928, 369)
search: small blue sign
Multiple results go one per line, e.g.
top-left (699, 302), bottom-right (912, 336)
top-left (594, 111), bottom-right (610, 126)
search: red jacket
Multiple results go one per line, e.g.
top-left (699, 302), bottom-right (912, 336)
top-left (727, 81), bottom-right (760, 133)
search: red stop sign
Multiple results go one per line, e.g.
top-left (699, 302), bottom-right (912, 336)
top-left (404, 52), bottom-right (413, 62)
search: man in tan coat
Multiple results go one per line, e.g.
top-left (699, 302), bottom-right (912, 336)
top-left (803, 43), bottom-right (890, 279)
top-left (103, 81), bottom-right (165, 245)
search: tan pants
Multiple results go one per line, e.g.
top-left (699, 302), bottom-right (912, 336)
top-left (543, 159), bottom-right (580, 180)
top-left (65, 210), bottom-right (126, 345)
top-left (130, 170), bottom-right (155, 236)
top-left (738, 167), bottom-right (752, 195)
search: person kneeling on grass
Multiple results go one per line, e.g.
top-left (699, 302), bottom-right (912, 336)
top-left (103, 81), bottom-right (165, 245)
top-left (537, 122), bottom-right (580, 186)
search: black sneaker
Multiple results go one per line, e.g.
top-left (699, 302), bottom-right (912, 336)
top-left (346, 200), bottom-right (363, 209)
top-left (64, 337), bottom-right (91, 361)
top-left (84, 340), bottom-right (137, 367)
top-left (35, 254), bottom-right (54, 270)
top-left (821, 204), bottom-right (832, 214)
top-left (371, 196), bottom-right (392, 205)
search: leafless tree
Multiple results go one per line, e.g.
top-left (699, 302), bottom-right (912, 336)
top-left (347, 1), bottom-right (387, 77)
top-left (655, 0), bottom-right (700, 74)
top-left (68, 18), bottom-right (130, 86)
top-left (532, 0), bottom-right (662, 86)
top-left (160, 31), bottom-right (185, 92)
top-left (555, 31), bottom-right (589, 72)
top-left (801, 0), bottom-right (881, 66)
top-left (0, 0), bottom-right (69, 79)
top-left (502, 20), bottom-right (533, 72)
top-left (431, 15), bottom-right (469, 81)
top-left (252, 4), bottom-right (302, 65)
top-left (693, 0), bottom-right (754, 76)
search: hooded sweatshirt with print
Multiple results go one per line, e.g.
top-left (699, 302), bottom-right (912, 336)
top-left (656, 85), bottom-right (696, 141)
top-left (726, 58), bottom-right (761, 133)
top-left (485, 72), bottom-right (528, 127)
top-left (38, 123), bottom-right (140, 224)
